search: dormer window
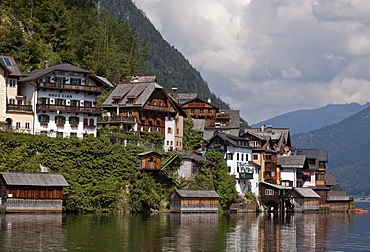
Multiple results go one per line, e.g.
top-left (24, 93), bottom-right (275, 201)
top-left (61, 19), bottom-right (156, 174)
top-left (127, 98), bottom-right (134, 104)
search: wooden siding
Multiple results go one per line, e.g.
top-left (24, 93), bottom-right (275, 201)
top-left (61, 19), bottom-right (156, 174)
top-left (139, 153), bottom-right (162, 171)
top-left (5, 199), bottom-right (63, 212)
top-left (170, 196), bottom-right (219, 213)
top-left (5, 186), bottom-right (64, 199)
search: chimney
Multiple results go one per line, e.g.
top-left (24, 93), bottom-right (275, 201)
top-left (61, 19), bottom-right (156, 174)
top-left (172, 87), bottom-right (178, 93)
top-left (208, 98), bottom-right (212, 104)
top-left (261, 123), bottom-right (265, 132)
top-left (44, 61), bottom-right (49, 69)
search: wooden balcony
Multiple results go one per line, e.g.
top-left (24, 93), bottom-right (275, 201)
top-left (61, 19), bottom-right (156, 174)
top-left (37, 104), bottom-right (102, 115)
top-left (6, 104), bottom-right (33, 113)
top-left (98, 115), bottom-right (136, 124)
top-left (239, 173), bottom-right (253, 179)
top-left (39, 82), bottom-right (102, 93)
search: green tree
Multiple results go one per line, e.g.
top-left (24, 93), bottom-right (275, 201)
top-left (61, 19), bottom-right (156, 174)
top-left (182, 116), bottom-right (203, 152)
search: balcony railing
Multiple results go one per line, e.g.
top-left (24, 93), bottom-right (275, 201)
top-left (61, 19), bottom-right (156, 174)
top-left (37, 104), bottom-right (102, 114)
top-left (6, 104), bottom-right (33, 113)
top-left (39, 82), bottom-right (102, 93)
top-left (98, 115), bottom-right (136, 123)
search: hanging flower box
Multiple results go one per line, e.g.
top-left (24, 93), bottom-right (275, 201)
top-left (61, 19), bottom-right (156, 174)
top-left (57, 122), bottom-right (65, 127)
top-left (70, 123), bottom-right (79, 128)
top-left (40, 121), bottom-right (48, 126)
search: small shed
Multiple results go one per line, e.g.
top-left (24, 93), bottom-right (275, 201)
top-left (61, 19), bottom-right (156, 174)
top-left (138, 151), bottom-right (162, 171)
top-left (283, 187), bottom-right (320, 212)
top-left (170, 189), bottom-right (220, 213)
top-left (0, 172), bottom-right (69, 212)
top-left (177, 154), bottom-right (209, 180)
top-left (260, 182), bottom-right (291, 211)
top-left (326, 191), bottom-right (353, 212)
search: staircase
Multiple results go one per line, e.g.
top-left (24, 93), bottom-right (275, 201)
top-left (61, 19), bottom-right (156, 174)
top-left (161, 153), bottom-right (181, 185)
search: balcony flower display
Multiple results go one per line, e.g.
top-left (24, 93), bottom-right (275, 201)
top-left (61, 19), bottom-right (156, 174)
top-left (40, 121), bottom-right (48, 126)
top-left (70, 123), bottom-right (78, 128)
top-left (57, 122), bottom-right (65, 127)
top-left (84, 125), bottom-right (96, 129)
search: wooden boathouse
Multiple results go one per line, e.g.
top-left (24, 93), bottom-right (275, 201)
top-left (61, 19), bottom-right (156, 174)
top-left (170, 189), bottom-right (220, 213)
top-left (0, 172), bottom-right (69, 212)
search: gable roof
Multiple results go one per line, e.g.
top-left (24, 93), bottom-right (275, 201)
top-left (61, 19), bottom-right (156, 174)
top-left (260, 181), bottom-right (292, 190)
top-left (325, 173), bottom-right (337, 186)
top-left (278, 155), bottom-right (308, 168)
top-left (327, 191), bottom-right (352, 201)
top-left (173, 189), bottom-right (219, 198)
top-left (0, 56), bottom-right (24, 77)
top-left (168, 92), bottom-right (198, 104)
top-left (1, 172), bottom-right (69, 187)
top-left (220, 110), bottom-right (240, 128)
top-left (180, 97), bottom-right (218, 109)
top-left (207, 132), bottom-right (252, 149)
top-left (284, 187), bottom-right (320, 198)
top-left (138, 151), bottom-right (163, 157)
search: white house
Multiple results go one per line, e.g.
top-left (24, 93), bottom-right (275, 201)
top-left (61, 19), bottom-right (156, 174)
top-left (277, 155), bottom-right (308, 187)
top-left (20, 62), bottom-right (112, 138)
top-left (207, 132), bottom-right (260, 196)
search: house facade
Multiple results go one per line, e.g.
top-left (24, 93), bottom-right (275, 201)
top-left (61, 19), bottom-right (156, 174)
top-left (100, 76), bottom-right (186, 151)
top-left (19, 62), bottom-right (112, 138)
top-left (0, 56), bottom-right (33, 133)
top-left (207, 132), bottom-right (259, 196)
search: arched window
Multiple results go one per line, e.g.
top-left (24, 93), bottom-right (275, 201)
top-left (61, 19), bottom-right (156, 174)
top-left (89, 119), bottom-right (94, 126)
top-left (83, 118), bottom-right (88, 126)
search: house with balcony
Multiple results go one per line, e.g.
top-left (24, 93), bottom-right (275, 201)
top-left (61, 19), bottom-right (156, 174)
top-left (206, 132), bottom-right (259, 196)
top-left (0, 56), bottom-right (33, 133)
top-left (168, 90), bottom-right (240, 140)
top-left (277, 155), bottom-right (309, 187)
top-left (100, 76), bottom-right (186, 151)
top-left (19, 62), bottom-right (112, 138)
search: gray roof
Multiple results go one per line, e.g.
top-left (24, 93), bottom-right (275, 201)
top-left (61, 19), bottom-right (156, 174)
top-left (295, 149), bottom-right (328, 162)
top-left (288, 187), bottom-right (320, 198)
top-left (193, 119), bottom-right (205, 131)
top-left (183, 154), bottom-right (209, 163)
top-left (1, 172), bottom-right (69, 187)
top-left (327, 191), bottom-right (352, 201)
top-left (169, 92), bottom-right (198, 104)
top-left (21, 63), bottom-right (91, 82)
top-left (173, 189), bottom-right (219, 198)
top-left (0, 56), bottom-right (24, 77)
top-left (325, 173), bottom-right (337, 186)
top-left (93, 75), bottom-right (114, 88)
top-left (260, 181), bottom-right (292, 190)
top-left (102, 82), bottom-right (162, 107)
top-left (207, 132), bottom-right (252, 149)
top-left (278, 155), bottom-right (307, 168)
top-left (220, 110), bottom-right (240, 128)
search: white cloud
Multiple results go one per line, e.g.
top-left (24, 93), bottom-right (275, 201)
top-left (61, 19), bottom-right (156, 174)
top-left (134, 0), bottom-right (370, 124)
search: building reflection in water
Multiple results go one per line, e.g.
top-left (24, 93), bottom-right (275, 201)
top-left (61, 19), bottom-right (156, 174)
top-left (0, 214), bottom-right (64, 251)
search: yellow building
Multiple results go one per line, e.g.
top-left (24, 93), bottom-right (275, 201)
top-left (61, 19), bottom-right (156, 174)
top-left (0, 56), bottom-right (34, 133)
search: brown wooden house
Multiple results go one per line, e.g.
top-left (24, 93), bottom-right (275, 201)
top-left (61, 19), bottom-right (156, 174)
top-left (282, 187), bottom-right (320, 212)
top-left (0, 172), bottom-right (69, 212)
top-left (260, 181), bottom-right (291, 211)
top-left (138, 151), bottom-right (162, 171)
top-left (170, 189), bottom-right (220, 213)
top-left (326, 191), bottom-right (353, 212)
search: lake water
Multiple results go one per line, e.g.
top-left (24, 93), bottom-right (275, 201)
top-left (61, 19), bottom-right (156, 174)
top-left (0, 202), bottom-right (369, 252)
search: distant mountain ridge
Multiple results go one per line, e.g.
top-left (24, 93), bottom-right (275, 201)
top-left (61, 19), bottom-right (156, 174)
top-left (291, 105), bottom-right (370, 196)
top-left (251, 103), bottom-right (370, 134)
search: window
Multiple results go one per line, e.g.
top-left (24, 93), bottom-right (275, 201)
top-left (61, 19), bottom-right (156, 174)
top-left (241, 153), bottom-right (244, 161)
top-left (167, 127), bottom-right (172, 134)
top-left (70, 133), bottom-right (77, 137)
top-left (70, 78), bottom-right (81, 85)
top-left (167, 141), bottom-right (169, 145)
top-left (316, 171), bottom-right (325, 181)
top-left (25, 122), bottom-right (30, 129)
top-left (57, 132), bottom-right (63, 137)
top-left (191, 109), bottom-right (195, 113)
top-left (264, 154), bottom-right (272, 160)
top-left (69, 116), bottom-right (79, 126)
top-left (56, 99), bottom-right (64, 105)
top-left (250, 141), bottom-right (258, 147)
top-left (9, 99), bottom-right (15, 104)
top-left (265, 189), bottom-right (274, 195)
top-left (281, 180), bottom-right (293, 187)
top-left (148, 127), bottom-right (152, 132)
top-left (83, 118), bottom-right (88, 126)
top-left (200, 109), bottom-right (204, 114)
top-left (45, 76), bottom-right (51, 82)
top-left (177, 128), bottom-right (179, 134)
top-left (70, 100), bottom-right (79, 106)
top-left (39, 97), bottom-right (48, 104)
top-left (149, 157), bottom-right (156, 162)
top-left (228, 166), bottom-right (231, 172)
top-left (0, 57), bottom-right (12, 66)
top-left (16, 122), bottom-right (21, 129)
top-left (8, 79), bottom-right (16, 87)
top-left (156, 127), bottom-right (160, 132)
top-left (227, 153), bottom-right (233, 160)
top-left (170, 141), bottom-right (173, 146)
top-left (89, 119), bottom-right (94, 126)
top-left (253, 154), bottom-right (258, 160)
top-left (84, 101), bottom-right (91, 107)
top-left (39, 114), bottom-right (50, 123)
top-left (17, 100), bottom-right (22, 105)
top-left (208, 109), bottom-right (212, 113)
top-left (55, 77), bottom-right (66, 84)
top-left (237, 153), bottom-right (239, 161)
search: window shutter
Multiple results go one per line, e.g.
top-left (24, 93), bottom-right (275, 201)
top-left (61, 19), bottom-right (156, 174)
top-left (38, 115), bottom-right (42, 122)
top-left (55, 116), bottom-right (58, 122)
top-left (69, 116), bottom-right (72, 124)
top-left (46, 115), bottom-right (50, 122)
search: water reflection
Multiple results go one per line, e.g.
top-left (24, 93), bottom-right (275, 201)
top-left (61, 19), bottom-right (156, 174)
top-left (0, 211), bottom-right (360, 251)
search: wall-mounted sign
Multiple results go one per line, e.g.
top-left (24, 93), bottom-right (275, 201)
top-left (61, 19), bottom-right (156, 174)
top-left (48, 93), bottom-right (73, 98)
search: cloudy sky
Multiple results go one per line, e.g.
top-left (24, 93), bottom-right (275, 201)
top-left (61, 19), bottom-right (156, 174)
top-left (134, 0), bottom-right (370, 124)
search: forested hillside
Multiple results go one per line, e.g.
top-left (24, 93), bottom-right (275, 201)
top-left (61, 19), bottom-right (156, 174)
top-left (98, 0), bottom-right (230, 110)
top-left (292, 106), bottom-right (370, 196)
top-left (251, 103), bottom-right (370, 134)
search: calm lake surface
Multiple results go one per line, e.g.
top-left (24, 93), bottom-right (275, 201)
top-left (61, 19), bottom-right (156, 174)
top-left (1, 202), bottom-right (369, 252)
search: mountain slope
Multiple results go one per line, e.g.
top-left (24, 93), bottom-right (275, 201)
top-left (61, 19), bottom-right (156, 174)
top-left (291, 105), bottom-right (370, 196)
top-left (99, 0), bottom-right (230, 110)
top-left (251, 103), bottom-right (370, 134)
